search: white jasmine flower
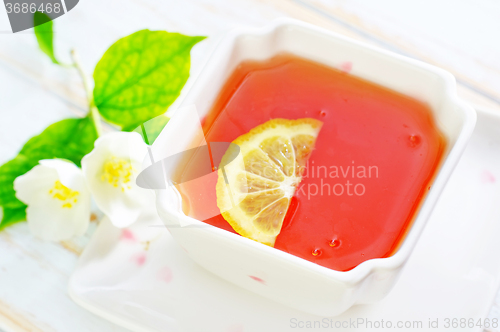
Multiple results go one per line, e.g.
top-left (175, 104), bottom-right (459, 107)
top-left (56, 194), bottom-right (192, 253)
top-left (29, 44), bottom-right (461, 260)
top-left (14, 159), bottom-right (90, 241)
top-left (82, 132), bottom-right (154, 228)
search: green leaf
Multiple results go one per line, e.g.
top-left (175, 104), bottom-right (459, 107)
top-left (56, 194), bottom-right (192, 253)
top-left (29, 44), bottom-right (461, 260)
top-left (93, 30), bottom-right (205, 131)
top-left (133, 114), bottom-right (170, 145)
top-left (0, 156), bottom-right (33, 210)
top-left (34, 12), bottom-right (59, 64)
top-left (0, 206), bottom-right (27, 231)
top-left (18, 117), bottom-right (98, 165)
top-left (0, 117), bottom-right (98, 229)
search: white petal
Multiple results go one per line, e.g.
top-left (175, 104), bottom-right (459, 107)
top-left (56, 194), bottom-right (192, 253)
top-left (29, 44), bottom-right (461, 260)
top-left (14, 165), bottom-right (59, 205)
top-left (39, 159), bottom-right (84, 190)
top-left (88, 132), bottom-right (148, 161)
top-left (27, 200), bottom-right (89, 241)
top-left (15, 159), bottom-right (91, 241)
top-left (82, 132), bottom-right (155, 228)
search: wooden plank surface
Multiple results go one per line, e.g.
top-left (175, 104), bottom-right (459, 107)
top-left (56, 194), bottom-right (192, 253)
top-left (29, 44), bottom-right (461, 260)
top-left (0, 0), bottom-right (499, 331)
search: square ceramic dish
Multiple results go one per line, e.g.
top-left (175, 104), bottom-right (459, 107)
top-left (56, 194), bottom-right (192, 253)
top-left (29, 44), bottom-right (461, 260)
top-left (150, 18), bottom-right (476, 316)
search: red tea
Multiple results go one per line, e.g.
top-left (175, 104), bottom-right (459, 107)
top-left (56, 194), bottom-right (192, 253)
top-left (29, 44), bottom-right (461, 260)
top-left (178, 54), bottom-right (446, 271)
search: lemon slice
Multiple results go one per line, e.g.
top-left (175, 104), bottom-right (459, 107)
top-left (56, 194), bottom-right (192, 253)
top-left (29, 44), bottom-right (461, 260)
top-left (216, 118), bottom-right (323, 246)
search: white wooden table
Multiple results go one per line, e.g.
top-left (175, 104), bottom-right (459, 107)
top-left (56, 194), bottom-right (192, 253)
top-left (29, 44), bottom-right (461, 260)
top-left (1, 0), bottom-right (500, 330)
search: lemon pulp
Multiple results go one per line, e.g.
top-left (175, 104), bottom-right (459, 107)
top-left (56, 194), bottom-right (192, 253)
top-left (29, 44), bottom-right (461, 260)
top-left (216, 118), bottom-right (322, 246)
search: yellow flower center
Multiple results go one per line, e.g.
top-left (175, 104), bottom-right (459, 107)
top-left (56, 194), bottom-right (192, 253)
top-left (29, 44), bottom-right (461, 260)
top-left (101, 156), bottom-right (134, 192)
top-left (49, 180), bottom-right (79, 208)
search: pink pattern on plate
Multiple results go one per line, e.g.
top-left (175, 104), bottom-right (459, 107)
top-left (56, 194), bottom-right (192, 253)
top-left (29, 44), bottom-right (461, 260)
top-left (340, 61), bottom-right (353, 73)
top-left (481, 170), bottom-right (496, 183)
top-left (120, 229), bottom-right (137, 242)
top-left (157, 266), bottom-right (173, 283)
top-left (131, 253), bottom-right (147, 266)
top-left (249, 275), bottom-right (266, 284)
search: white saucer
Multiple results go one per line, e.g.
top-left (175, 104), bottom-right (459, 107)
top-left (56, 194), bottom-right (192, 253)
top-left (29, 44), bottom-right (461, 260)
top-left (69, 107), bottom-right (500, 332)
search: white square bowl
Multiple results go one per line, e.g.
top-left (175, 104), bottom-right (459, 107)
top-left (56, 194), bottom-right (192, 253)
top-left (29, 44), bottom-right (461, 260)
top-left (150, 18), bottom-right (476, 316)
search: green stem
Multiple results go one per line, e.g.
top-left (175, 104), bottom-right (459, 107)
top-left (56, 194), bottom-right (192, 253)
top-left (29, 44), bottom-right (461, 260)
top-left (70, 49), bottom-right (102, 137)
top-left (140, 123), bottom-right (150, 145)
top-left (89, 103), bottom-right (102, 137)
